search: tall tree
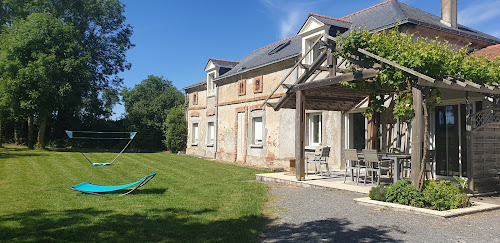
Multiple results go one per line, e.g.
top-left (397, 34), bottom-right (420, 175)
top-left (0, 13), bottom-right (90, 148)
top-left (122, 75), bottom-right (184, 151)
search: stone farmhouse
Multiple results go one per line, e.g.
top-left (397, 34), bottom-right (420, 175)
top-left (183, 0), bottom-right (500, 192)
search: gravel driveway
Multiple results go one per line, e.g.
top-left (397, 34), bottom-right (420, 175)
top-left (261, 183), bottom-right (500, 243)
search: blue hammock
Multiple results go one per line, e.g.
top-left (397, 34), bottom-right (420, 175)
top-left (71, 172), bottom-right (157, 196)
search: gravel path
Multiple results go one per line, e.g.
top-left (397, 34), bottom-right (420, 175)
top-left (261, 183), bottom-right (500, 243)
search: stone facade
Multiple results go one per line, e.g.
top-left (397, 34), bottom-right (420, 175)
top-left (472, 124), bottom-right (500, 192)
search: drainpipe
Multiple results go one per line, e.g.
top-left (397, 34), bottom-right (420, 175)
top-left (214, 83), bottom-right (219, 160)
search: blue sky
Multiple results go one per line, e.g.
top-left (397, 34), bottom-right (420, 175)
top-left (114, 0), bottom-right (500, 118)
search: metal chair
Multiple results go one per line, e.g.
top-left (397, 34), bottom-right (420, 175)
top-left (362, 149), bottom-right (392, 185)
top-left (424, 150), bottom-right (436, 180)
top-left (343, 149), bottom-right (361, 184)
top-left (306, 146), bottom-right (331, 176)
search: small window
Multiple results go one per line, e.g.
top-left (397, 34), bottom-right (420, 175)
top-left (207, 122), bottom-right (214, 145)
top-left (192, 92), bottom-right (198, 105)
top-left (308, 113), bottom-right (322, 146)
top-left (207, 73), bottom-right (216, 96)
top-left (252, 117), bottom-right (263, 145)
top-left (254, 76), bottom-right (263, 93)
top-left (192, 123), bottom-right (199, 145)
top-left (238, 80), bottom-right (246, 96)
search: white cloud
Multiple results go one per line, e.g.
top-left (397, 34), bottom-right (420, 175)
top-left (259, 0), bottom-right (324, 39)
top-left (458, 1), bottom-right (500, 26)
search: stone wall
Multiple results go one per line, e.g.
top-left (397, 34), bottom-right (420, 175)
top-left (472, 123), bottom-right (500, 192)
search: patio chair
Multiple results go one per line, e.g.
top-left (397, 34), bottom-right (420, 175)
top-left (362, 150), bottom-right (392, 185)
top-left (71, 172), bottom-right (157, 196)
top-left (424, 150), bottom-right (436, 180)
top-left (343, 149), bottom-right (362, 184)
top-left (306, 146), bottom-right (331, 176)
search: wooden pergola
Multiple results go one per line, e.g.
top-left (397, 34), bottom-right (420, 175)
top-left (262, 33), bottom-right (500, 187)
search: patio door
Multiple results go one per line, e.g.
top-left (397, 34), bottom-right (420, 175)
top-left (434, 105), bottom-right (467, 177)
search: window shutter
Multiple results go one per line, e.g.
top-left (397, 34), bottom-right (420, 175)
top-left (253, 75), bottom-right (263, 93)
top-left (238, 79), bottom-right (246, 96)
top-left (193, 92), bottom-right (198, 105)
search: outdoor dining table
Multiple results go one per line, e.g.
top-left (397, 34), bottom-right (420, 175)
top-left (379, 153), bottom-right (411, 183)
top-left (358, 152), bottom-right (411, 184)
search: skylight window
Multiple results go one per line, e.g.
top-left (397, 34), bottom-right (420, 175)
top-left (268, 40), bottom-right (291, 55)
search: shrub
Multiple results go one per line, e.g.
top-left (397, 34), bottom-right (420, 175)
top-left (369, 185), bottom-right (387, 201)
top-left (422, 180), bottom-right (469, 211)
top-left (385, 180), bottom-right (424, 207)
top-left (165, 107), bottom-right (187, 153)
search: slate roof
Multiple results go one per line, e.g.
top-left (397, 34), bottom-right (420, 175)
top-left (182, 77), bottom-right (206, 91)
top-left (208, 58), bottom-right (239, 69)
top-left (474, 44), bottom-right (500, 61)
top-left (307, 13), bottom-right (352, 29)
top-left (184, 0), bottom-right (500, 90)
top-left (215, 35), bottom-right (302, 80)
top-left (339, 0), bottom-right (500, 44)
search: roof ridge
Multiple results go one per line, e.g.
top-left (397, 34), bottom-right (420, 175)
top-left (308, 13), bottom-right (353, 24)
top-left (253, 35), bottom-right (299, 53)
top-left (340, 0), bottom-right (394, 20)
top-left (208, 58), bottom-right (240, 64)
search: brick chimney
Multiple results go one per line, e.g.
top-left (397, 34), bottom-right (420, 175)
top-left (441, 0), bottom-right (457, 28)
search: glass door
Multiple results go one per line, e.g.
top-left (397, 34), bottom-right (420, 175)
top-left (435, 105), bottom-right (461, 176)
top-left (434, 103), bottom-right (474, 177)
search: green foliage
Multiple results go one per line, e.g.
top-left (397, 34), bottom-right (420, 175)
top-left (338, 27), bottom-right (500, 121)
top-left (453, 176), bottom-right (468, 189)
top-left (385, 180), bottom-right (424, 207)
top-left (369, 184), bottom-right (387, 201)
top-left (165, 107), bottom-right (187, 153)
top-left (422, 180), bottom-right (469, 211)
top-left (121, 75), bottom-right (184, 151)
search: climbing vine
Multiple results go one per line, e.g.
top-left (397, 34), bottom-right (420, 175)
top-left (337, 27), bottom-right (500, 188)
top-left (338, 27), bottom-right (500, 121)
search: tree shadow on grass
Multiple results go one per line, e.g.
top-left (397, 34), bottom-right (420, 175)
top-left (0, 207), bottom-right (263, 242)
top-left (0, 147), bottom-right (48, 159)
top-left (262, 218), bottom-right (405, 242)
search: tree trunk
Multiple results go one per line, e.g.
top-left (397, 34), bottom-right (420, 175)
top-left (418, 88), bottom-right (430, 190)
top-left (27, 114), bottom-right (34, 149)
top-left (0, 117), bottom-right (3, 148)
top-left (14, 123), bottom-right (20, 145)
top-left (36, 111), bottom-right (48, 149)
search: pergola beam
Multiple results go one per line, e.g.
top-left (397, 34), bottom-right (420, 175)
top-left (418, 79), bottom-right (500, 95)
top-left (291, 69), bottom-right (377, 92)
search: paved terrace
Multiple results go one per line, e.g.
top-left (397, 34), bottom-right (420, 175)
top-left (256, 171), bottom-right (377, 194)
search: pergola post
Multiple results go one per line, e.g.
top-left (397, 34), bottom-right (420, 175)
top-left (411, 86), bottom-right (423, 186)
top-left (295, 90), bottom-right (306, 181)
top-left (465, 91), bottom-right (473, 190)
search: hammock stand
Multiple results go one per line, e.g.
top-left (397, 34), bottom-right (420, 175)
top-left (65, 131), bottom-right (137, 166)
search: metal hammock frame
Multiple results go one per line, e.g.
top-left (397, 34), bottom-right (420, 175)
top-left (65, 131), bottom-right (137, 166)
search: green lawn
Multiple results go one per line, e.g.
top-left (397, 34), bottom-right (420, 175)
top-left (0, 145), bottom-right (269, 242)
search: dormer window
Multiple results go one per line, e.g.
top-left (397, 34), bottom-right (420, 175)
top-left (207, 72), bottom-right (216, 96)
top-left (308, 38), bottom-right (321, 64)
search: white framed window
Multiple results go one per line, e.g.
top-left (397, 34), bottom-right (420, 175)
top-left (308, 38), bottom-right (321, 64)
top-left (207, 122), bottom-right (214, 146)
top-left (252, 117), bottom-right (263, 145)
top-left (207, 72), bottom-right (216, 96)
top-left (191, 123), bottom-right (199, 145)
top-left (308, 113), bottom-right (322, 146)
